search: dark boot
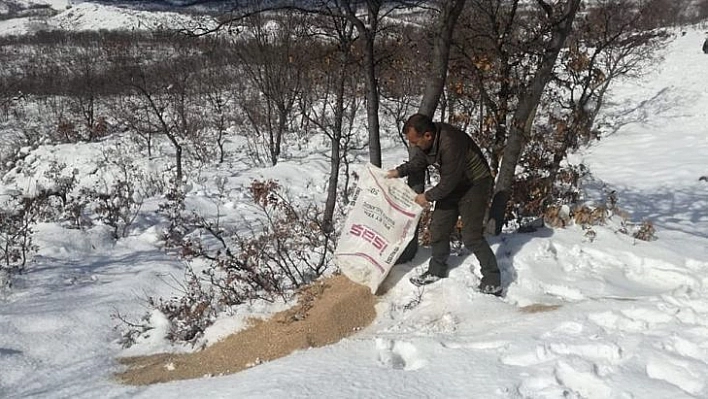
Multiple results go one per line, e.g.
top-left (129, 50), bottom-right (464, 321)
top-left (409, 271), bottom-right (442, 287)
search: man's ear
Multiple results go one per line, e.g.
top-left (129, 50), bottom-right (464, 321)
top-left (424, 131), bottom-right (434, 140)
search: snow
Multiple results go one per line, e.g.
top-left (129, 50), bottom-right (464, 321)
top-left (0, 1), bottom-right (216, 36)
top-left (2, 20), bottom-right (708, 399)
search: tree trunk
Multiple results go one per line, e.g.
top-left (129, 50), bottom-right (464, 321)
top-left (418, 0), bottom-right (466, 117)
top-left (364, 31), bottom-right (382, 167)
top-left (489, 0), bottom-right (582, 235)
top-left (397, 0), bottom-right (466, 263)
top-left (341, 1), bottom-right (383, 167)
top-left (173, 140), bottom-right (183, 181)
top-left (323, 56), bottom-right (348, 234)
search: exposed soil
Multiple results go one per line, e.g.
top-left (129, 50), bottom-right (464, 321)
top-left (116, 274), bottom-right (377, 385)
top-left (518, 303), bottom-right (563, 314)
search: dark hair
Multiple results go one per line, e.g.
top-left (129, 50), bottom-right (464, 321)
top-left (403, 113), bottom-right (436, 137)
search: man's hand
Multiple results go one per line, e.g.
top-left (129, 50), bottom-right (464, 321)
top-left (414, 193), bottom-right (429, 208)
top-left (385, 169), bottom-right (399, 179)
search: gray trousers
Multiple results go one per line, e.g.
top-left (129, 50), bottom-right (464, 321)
top-left (427, 177), bottom-right (501, 288)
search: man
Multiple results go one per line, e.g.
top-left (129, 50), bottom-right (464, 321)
top-left (387, 113), bottom-right (502, 296)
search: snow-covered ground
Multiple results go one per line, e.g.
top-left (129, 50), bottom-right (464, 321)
top-left (2, 20), bottom-right (708, 399)
top-left (0, 1), bottom-right (216, 36)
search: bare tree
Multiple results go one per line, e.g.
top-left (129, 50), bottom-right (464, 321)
top-left (303, 13), bottom-right (364, 233)
top-left (61, 32), bottom-right (110, 141)
top-left (194, 44), bottom-right (241, 164)
top-left (488, 0), bottom-right (582, 234)
top-left (548, 0), bottom-right (670, 179)
top-left (418, 0), bottom-right (467, 117)
top-left (114, 37), bottom-right (203, 181)
top-left (201, 1), bottom-right (420, 167)
top-left (231, 12), bottom-right (308, 166)
top-left (335, 0), bottom-right (384, 167)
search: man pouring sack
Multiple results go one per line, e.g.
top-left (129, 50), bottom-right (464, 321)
top-left (386, 113), bottom-right (502, 296)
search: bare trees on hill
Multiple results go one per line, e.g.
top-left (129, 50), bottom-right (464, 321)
top-left (0, 0), bottom-right (679, 303)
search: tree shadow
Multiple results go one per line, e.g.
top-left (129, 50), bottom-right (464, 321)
top-left (377, 225), bottom-right (554, 296)
top-left (0, 347), bottom-right (23, 356)
top-left (599, 86), bottom-right (684, 138)
top-left (11, 250), bottom-right (182, 295)
top-left (582, 173), bottom-right (708, 239)
top-left (613, 187), bottom-right (708, 239)
top-left (376, 246), bottom-right (431, 296)
top-left (490, 227), bottom-right (555, 293)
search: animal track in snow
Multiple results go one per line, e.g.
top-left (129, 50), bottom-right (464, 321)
top-left (375, 339), bottom-right (427, 371)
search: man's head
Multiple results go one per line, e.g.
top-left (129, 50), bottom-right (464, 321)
top-left (403, 113), bottom-right (436, 152)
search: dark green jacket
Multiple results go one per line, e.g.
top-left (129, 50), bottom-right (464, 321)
top-left (396, 122), bottom-right (491, 202)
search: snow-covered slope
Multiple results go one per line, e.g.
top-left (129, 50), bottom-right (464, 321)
top-left (1, 18), bottom-right (708, 399)
top-left (0, 1), bottom-right (217, 36)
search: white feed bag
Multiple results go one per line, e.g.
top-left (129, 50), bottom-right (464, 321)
top-left (334, 163), bottom-right (423, 293)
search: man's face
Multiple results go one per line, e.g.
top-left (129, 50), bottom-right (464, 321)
top-left (406, 128), bottom-right (434, 152)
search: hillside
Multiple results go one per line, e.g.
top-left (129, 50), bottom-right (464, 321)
top-left (1, 4), bottom-right (708, 399)
top-left (0, 0), bottom-right (217, 36)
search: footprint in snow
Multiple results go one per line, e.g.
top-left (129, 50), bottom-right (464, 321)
top-left (540, 321), bottom-right (584, 338)
top-left (646, 354), bottom-right (706, 395)
top-left (501, 341), bottom-right (622, 368)
top-left (500, 344), bottom-right (556, 367)
top-left (546, 342), bottom-right (623, 364)
top-left (587, 310), bottom-right (648, 333)
top-left (660, 335), bottom-right (707, 362)
top-left (554, 360), bottom-right (614, 399)
top-left (375, 338), bottom-right (427, 371)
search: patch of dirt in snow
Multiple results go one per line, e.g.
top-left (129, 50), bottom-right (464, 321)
top-left (116, 274), bottom-right (377, 385)
top-left (518, 304), bottom-right (563, 314)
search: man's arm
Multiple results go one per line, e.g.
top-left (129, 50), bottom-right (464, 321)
top-left (424, 140), bottom-right (467, 202)
top-left (394, 145), bottom-right (428, 178)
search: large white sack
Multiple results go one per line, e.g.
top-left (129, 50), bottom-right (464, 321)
top-left (334, 163), bottom-right (423, 293)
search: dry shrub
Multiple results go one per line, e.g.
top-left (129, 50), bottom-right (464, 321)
top-left (0, 192), bottom-right (45, 291)
top-left (90, 116), bottom-right (109, 140)
top-left (632, 220), bottom-right (656, 241)
top-left (118, 178), bottom-right (333, 347)
top-left (417, 206), bottom-right (433, 246)
top-left (148, 267), bottom-right (217, 344)
top-left (89, 179), bottom-right (143, 239)
top-left (543, 192), bottom-right (657, 242)
top-left (57, 119), bottom-right (79, 142)
top-left (544, 203), bottom-right (611, 228)
top-left (208, 180), bottom-right (331, 304)
top-left (573, 204), bottom-right (608, 226)
top-left (543, 204), bottom-right (572, 228)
